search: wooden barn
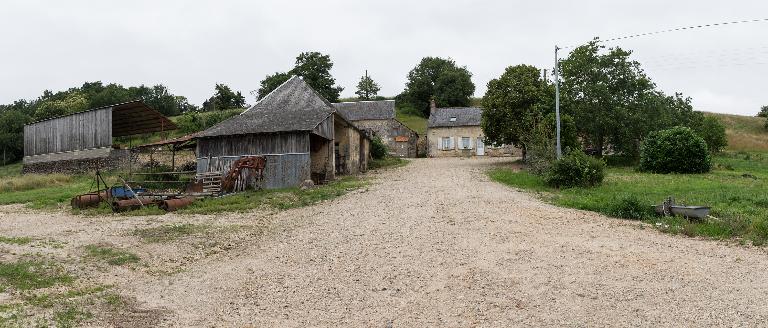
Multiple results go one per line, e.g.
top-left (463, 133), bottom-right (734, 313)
top-left (195, 76), bottom-right (371, 189)
top-left (22, 101), bottom-right (176, 174)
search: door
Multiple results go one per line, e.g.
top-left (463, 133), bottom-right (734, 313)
top-left (476, 137), bottom-right (485, 156)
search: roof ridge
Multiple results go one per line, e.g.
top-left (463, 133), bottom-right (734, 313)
top-left (242, 75), bottom-right (302, 115)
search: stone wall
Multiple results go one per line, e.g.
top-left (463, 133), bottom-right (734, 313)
top-left (22, 149), bottom-right (133, 174)
top-left (353, 119), bottom-right (418, 158)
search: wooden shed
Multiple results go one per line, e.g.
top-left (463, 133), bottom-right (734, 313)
top-left (22, 101), bottom-right (176, 174)
top-left (195, 76), bottom-right (371, 189)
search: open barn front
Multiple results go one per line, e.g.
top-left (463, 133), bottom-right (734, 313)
top-left (309, 134), bottom-right (334, 184)
top-left (22, 100), bottom-right (177, 174)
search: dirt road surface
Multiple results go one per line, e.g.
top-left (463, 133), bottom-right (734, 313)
top-left (2, 157), bottom-right (768, 327)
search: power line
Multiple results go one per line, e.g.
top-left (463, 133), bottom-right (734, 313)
top-left (561, 18), bottom-right (768, 49)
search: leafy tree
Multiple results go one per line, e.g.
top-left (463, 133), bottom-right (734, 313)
top-left (355, 72), bottom-right (381, 100)
top-left (202, 84), bottom-right (246, 111)
top-left (399, 57), bottom-right (475, 117)
top-left (257, 52), bottom-right (344, 102)
top-left (481, 64), bottom-right (552, 158)
top-left (560, 40), bottom-right (656, 157)
top-left (757, 105), bottom-right (768, 118)
top-left (34, 92), bottom-right (89, 121)
top-left (257, 72), bottom-right (291, 100)
top-left (0, 110), bottom-right (29, 164)
top-left (693, 116), bottom-right (728, 152)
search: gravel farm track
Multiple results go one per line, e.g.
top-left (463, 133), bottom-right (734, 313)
top-left (2, 157), bottom-right (768, 327)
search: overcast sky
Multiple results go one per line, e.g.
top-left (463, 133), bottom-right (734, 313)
top-left (1, 0), bottom-right (766, 115)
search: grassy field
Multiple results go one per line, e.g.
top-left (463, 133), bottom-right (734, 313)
top-left (490, 151), bottom-right (768, 245)
top-left (707, 112), bottom-right (768, 152)
top-left (395, 110), bottom-right (427, 136)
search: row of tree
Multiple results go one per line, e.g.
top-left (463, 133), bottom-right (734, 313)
top-left (481, 40), bottom-right (727, 161)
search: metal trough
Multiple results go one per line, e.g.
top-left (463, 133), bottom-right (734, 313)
top-left (654, 197), bottom-right (710, 219)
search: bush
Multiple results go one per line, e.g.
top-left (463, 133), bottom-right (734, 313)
top-left (638, 126), bottom-right (711, 174)
top-left (694, 116), bottom-right (728, 153)
top-left (608, 195), bottom-right (652, 220)
top-left (370, 136), bottom-right (388, 160)
top-left (543, 150), bottom-right (605, 188)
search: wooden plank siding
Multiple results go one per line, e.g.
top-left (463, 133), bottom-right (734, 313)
top-left (24, 107), bottom-right (112, 157)
top-left (196, 132), bottom-right (313, 189)
top-left (197, 132), bottom-right (310, 158)
top-left (311, 115), bottom-right (334, 140)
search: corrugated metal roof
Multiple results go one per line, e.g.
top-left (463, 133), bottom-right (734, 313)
top-left (428, 107), bottom-right (483, 128)
top-left (197, 76), bottom-right (336, 138)
top-left (331, 100), bottom-right (395, 121)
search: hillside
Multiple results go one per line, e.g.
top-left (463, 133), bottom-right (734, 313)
top-left (706, 112), bottom-right (768, 152)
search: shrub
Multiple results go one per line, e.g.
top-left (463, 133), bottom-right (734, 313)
top-left (543, 150), bottom-right (605, 188)
top-left (370, 136), bottom-right (388, 160)
top-left (693, 116), bottom-right (728, 152)
top-left (608, 195), bottom-right (652, 220)
top-left (638, 126), bottom-right (711, 174)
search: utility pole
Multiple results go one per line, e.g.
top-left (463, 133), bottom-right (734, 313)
top-left (554, 45), bottom-right (562, 159)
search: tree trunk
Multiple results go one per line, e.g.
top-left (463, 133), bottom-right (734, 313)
top-left (596, 135), bottom-right (604, 158)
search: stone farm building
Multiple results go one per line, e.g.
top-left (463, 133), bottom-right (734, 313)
top-left (427, 106), bottom-right (519, 157)
top-left (22, 100), bottom-right (177, 174)
top-left (332, 100), bottom-right (419, 157)
top-left (195, 76), bottom-right (371, 189)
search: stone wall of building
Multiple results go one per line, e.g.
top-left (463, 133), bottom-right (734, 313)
top-left (427, 126), bottom-right (520, 157)
top-left (353, 119), bottom-right (418, 158)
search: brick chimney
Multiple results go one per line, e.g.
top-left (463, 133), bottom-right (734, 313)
top-left (429, 98), bottom-right (437, 116)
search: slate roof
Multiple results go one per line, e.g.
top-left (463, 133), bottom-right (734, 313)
top-left (428, 107), bottom-right (483, 128)
top-left (331, 100), bottom-right (395, 121)
top-left (197, 76), bottom-right (336, 138)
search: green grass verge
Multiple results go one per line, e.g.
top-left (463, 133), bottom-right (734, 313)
top-left (176, 176), bottom-right (368, 215)
top-left (0, 260), bottom-right (74, 291)
top-left (0, 236), bottom-right (33, 245)
top-left (83, 245), bottom-right (140, 265)
top-left (489, 151), bottom-right (768, 245)
top-left (369, 157), bottom-right (409, 170)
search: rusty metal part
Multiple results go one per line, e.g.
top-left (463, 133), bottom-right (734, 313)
top-left (159, 197), bottom-right (196, 212)
top-left (221, 156), bottom-right (266, 193)
top-left (71, 193), bottom-right (102, 209)
top-left (111, 197), bottom-right (157, 212)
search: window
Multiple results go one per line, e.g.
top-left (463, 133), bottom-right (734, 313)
top-left (449, 117), bottom-right (457, 122)
top-left (460, 137), bottom-right (471, 150)
top-left (441, 137), bottom-right (452, 150)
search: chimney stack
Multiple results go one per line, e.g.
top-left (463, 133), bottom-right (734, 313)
top-left (429, 98), bottom-right (437, 116)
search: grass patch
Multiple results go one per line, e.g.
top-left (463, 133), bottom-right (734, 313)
top-left (176, 176), bottom-right (368, 215)
top-left (84, 245), bottom-right (140, 265)
top-left (396, 110), bottom-right (427, 135)
top-left (132, 223), bottom-right (210, 243)
top-left (0, 176), bottom-right (92, 209)
top-left (489, 152), bottom-right (768, 245)
top-left (0, 260), bottom-right (74, 291)
top-left (54, 306), bottom-right (92, 328)
top-left (0, 235), bottom-right (33, 245)
top-left (0, 174), bottom-right (76, 193)
top-left (706, 112), bottom-right (768, 152)
top-left (369, 157), bottom-right (409, 170)
top-left (0, 162), bottom-right (22, 178)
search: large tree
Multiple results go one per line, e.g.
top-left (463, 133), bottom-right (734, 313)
top-left (202, 84), bottom-right (246, 111)
top-left (559, 40), bottom-right (656, 157)
top-left (758, 105), bottom-right (768, 118)
top-left (0, 109), bottom-right (29, 164)
top-left (398, 57), bottom-right (475, 117)
top-left (355, 72), bottom-right (381, 100)
top-left (481, 64), bottom-right (553, 156)
top-left (257, 52), bottom-right (344, 102)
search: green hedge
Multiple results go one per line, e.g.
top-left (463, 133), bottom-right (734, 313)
top-left (639, 126), bottom-right (711, 174)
